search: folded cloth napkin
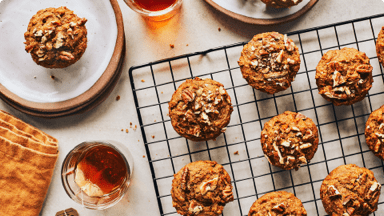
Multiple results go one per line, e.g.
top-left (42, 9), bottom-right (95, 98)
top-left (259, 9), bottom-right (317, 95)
top-left (0, 111), bottom-right (58, 216)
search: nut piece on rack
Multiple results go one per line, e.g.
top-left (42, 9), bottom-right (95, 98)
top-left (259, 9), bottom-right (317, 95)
top-left (320, 164), bottom-right (381, 216)
top-left (238, 32), bottom-right (301, 94)
top-left (261, 111), bottom-right (319, 170)
top-left (260, 0), bottom-right (303, 8)
top-left (168, 77), bottom-right (233, 141)
top-left (248, 191), bottom-right (307, 216)
top-left (365, 105), bottom-right (384, 160)
top-left (315, 47), bottom-right (373, 106)
top-left (24, 6), bottom-right (87, 68)
top-left (171, 160), bottom-right (234, 216)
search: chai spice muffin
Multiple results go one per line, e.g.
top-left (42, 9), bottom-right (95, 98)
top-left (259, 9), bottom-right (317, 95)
top-left (248, 191), bottom-right (307, 216)
top-left (168, 77), bottom-right (233, 141)
top-left (315, 47), bottom-right (373, 106)
top-left (238, 32), bottom-right (301, 94)
top-left (376, 27), bottom-right (384, 67)
top-left (171, 160), bottom-right (234, 216)
top-left (320, 164), bottom-right (381, 216)
top-left (24, 6), bottom-right (88, 68)
top-left (365, 105), bottom-right (384, 160)
top-left (261, 111), bottom-right (319, 170)
top-left (261, 0), bottom-right (303, 8)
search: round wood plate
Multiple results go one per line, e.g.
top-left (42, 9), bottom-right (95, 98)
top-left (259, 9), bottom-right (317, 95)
top-left (204, 0), bottom-right (318, 25)
top-left (0, 41), bottom-right (125, 118)
top-left (0, 0), bottom-right (124, 114)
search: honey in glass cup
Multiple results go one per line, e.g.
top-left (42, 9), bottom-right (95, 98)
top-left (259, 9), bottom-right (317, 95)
top-left (124, 0), bottom-right (183, 21)
top-left (61, 141), bottom-right (133, 210)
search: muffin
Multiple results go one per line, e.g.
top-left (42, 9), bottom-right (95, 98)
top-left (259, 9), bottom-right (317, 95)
top-left (171, 160), bottom-right (234, 216)
top-left (261, 0), bottom-right (303, 8)
top-left (24, 6), bottom-right (87, 68)
top-left (238, 32), bottom-right (301, 94)
top-left (261, 111), bottom-right (319, 170)
top-left (248, 191), bottom-right (307, 216)
top-left (315, 47), bottom-right (373, 106)
top-left (376, 26), bottom-right (384, 67)
top-left (168, 77), bottom-right (233, 141)
top-left (320, 164), bottom-right (381, 216)
top-left (365, 105), bottom-right (384, 160)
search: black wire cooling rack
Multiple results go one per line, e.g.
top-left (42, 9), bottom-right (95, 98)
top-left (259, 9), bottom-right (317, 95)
top-left (129, 13), bottom-right (384, 216)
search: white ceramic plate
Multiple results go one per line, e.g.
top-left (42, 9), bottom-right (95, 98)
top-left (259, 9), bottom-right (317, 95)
top-left (211, 0), bottom-right (312, 19)
top-left (0, 0), bottom-right (117, 103)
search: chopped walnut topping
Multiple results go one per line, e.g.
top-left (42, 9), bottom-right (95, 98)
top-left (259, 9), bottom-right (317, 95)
top-left (374, 139), bottom-right (381, 152)
top-left (273, 142), bottom-right (284, 164)
top-left (291, 126), bottom-right (300, 132)
top-left (59, 51), bottom-right (74, 61)
top-left (298, 156), bottom-right (307, 164)
top-left (54, 32), bottom-right (65, 49)
top-left (276, 50), bottom-right (284, 63)
top-left (34, 30), bottom-right (43, 37)
top-left (281, 140), bottom-right (290, 147)
top-left (346, 207), bottom-right (355, 215)
top-left (286, 156), bottom-right (295, 165)
top-left (342, 195), bottom-right (353, 206)
top-left (332, 71), bottom-right (346, 87)
top-left (221, 127), bottom-right (227, 133)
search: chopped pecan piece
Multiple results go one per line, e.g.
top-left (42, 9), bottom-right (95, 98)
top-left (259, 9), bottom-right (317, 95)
top-left (272, 202), bottom-right (286, 213)
top-left (59, 51), bottom-right (75, 61)
top-left (328, 185), bottom-right (341, 198)
top-left (182, 89), bottom-right (195, 104)
top-left (222, 185), bottom-right (233, 202)
top-left (200, 177), bottom-right (218, 195)
top-left (300, 143), bottom-right (312, 149)
top-left (188, 200), bottom-right (203, 214)
top-left (356, 65), bottom-right (373, 73)
top-left (180, 167), bottom-right (189, 190)
top-left (280, 140), bottom-right (290, 147)
top-left (276, 50), bottom-right (284, 63)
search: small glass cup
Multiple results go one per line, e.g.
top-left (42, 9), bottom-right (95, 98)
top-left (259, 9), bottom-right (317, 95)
top-left (124, 0), bottom-right (183, 21)
top-left (61, 141), bottom-right (133, 210)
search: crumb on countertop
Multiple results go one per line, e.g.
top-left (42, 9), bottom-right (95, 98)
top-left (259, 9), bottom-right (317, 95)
top-left (170, 44), bottom-right (175, 48)
top-left (116, 95), bottom-right (120, 101)
top-left (234, 151), bottom-right (239, 155)
top-left (152, 135), bottom-right (155, 139)
top-left (141, 79), bottom-right (145, 82)
top-left (50, 75), bottom-right (55, 80)
top-left (218, 27), bottom-right (221, 31)
top-left (126, 129), bottom-right (129, 133)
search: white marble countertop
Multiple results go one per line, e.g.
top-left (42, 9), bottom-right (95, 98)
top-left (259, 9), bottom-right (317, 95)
top-left (1, 0), bottom-right (384, 215)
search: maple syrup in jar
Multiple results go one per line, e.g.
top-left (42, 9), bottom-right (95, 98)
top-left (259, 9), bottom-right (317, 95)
top-left (75, 144), bottom-right (128, 196)
top-left (124, 0), bottom-right (183, 21)
top-left (61, 141), bottom-right (133, 210)
top-left (134, 0), bottom-right (177, 12)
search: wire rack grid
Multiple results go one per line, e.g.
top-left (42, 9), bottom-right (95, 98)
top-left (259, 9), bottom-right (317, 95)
top-left (129, 13), bottom-right (384, 216)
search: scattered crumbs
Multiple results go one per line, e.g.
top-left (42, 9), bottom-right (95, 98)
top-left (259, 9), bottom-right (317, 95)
top-left (121, 129), bottom-right (123, 132)
top-left (133, 125), bottom-right (137, 131)
top-left (235, 137), bottom-right (238, 139)
top-left (170, 44), bottom-right (175, 48)
top-left (116, 95), bottom-right (120, 101)
top-left (234, 151), bottom-right (239, 155)
top-left (154, 120), bottom-right (157, 122)
top-left (143, 155), bottom-right (146, 158)
top-left (50, 75), bottom-right (55, 80)
top-left (138, 140), bottom-right (140, 142)
top-left (126, 129), bottom-right (129, 133)
top-left (33, 76), bottom-right (36, 79)
top-left (218, 27), bottom-right (221, 31)
top-left (141, 79), bottom-right (145, 82)
top-left (152, 135), bottom-right (155, 139)
top-left (130, 122), bottom-right (132, 128)
top-left (186, 44), bottom-right (189, 47)
top-left (161, 91), bottom-right (163, 94)
top-left (166, 114), bottom-right (169, 116)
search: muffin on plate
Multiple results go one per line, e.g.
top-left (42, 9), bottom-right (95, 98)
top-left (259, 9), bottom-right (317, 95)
top-left (171, 160), bottom-right (233, 216)
top-left (261, 0), bottom-right (303, 8)
top-left (248, 191), bottom-right (307, 216)
top-left (24, 6), bottom-right (87, 68)
top-left (261, 111), bottom-right (319, 170)
top-left (168, 77), bottom-right (233, 141)
top-left (238, 32), bottom-right (301, 94)
top-left (315, 47), bottom-right (373, 106)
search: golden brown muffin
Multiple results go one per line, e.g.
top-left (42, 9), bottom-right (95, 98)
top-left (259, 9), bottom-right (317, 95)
top-left (24, 6), bottom-right (87, 68)
top-left (171, 161), bottom-right (233, 216)
top-left (315, 47), bottom-right (373, 106)
top-left (168, 77), bottom-right (233, 141)
top-left (238, 32), bottom-right (301, 94)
